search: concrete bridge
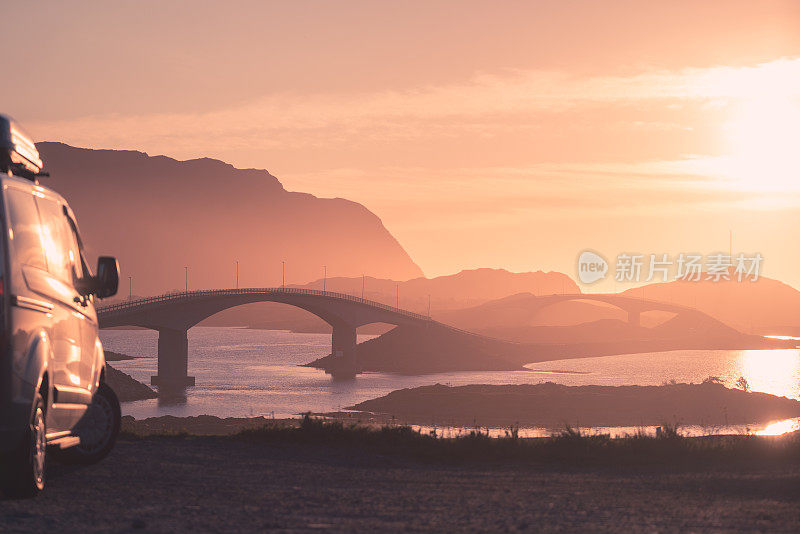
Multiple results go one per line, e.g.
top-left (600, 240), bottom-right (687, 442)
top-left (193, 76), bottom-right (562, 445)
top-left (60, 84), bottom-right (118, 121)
top-left (97, 288), bottom-right (438, 385)
top-left (97, 288), bottom-right (699, 387)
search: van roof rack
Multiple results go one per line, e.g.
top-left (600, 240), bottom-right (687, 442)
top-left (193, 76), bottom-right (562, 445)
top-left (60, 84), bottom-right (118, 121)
top-left (0, 114), bottom-right (46, 181)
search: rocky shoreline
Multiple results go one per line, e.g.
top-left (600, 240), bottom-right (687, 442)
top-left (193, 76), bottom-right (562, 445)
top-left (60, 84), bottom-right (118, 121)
top-left (120, 414), bottom-right (294, 436)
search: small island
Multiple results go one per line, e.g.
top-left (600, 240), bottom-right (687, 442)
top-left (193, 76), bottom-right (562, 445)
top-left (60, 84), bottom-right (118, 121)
top-left (306, 321), bottom-right (796, 376)
top-left (345, 382), bottom-right (800, 428)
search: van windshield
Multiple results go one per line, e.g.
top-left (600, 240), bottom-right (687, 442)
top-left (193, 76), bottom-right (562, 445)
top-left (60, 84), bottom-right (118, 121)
top-left (4, 188), bottom-right (47, 270)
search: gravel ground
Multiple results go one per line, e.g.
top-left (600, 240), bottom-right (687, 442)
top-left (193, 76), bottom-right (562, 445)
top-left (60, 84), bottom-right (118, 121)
top-left (1, 437), bottom-right (799, 532)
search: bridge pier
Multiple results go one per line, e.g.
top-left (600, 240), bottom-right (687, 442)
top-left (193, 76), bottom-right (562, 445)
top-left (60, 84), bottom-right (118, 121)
top-left (329, 324), bottom-right (358, 380)
top-left (151, 328), bottom-right (196, 388)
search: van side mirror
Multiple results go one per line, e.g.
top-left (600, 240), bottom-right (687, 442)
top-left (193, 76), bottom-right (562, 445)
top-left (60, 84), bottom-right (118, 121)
top-left (93, 256), bottom-right (119, 298)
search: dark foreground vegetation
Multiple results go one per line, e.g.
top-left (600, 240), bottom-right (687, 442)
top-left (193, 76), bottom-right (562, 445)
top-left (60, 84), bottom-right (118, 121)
top-left (122, 413), bottom-right (800, 470)
top-left (2, 416), bottom-right (798, 531)
top-left (250, 416), bottom-right (800, 468)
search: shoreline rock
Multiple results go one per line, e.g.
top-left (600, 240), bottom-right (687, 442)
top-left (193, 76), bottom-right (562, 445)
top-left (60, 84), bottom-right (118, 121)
top-left (121, 414), bottom-right (292, 436)
top-left (105, 365), bottom-right (158, 402)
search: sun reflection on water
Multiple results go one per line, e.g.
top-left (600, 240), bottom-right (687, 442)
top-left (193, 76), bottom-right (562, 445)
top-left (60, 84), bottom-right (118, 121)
top-left (736, 349), bottom-right (800, 399)
top-left (756, 418), bottom-right (800, 436)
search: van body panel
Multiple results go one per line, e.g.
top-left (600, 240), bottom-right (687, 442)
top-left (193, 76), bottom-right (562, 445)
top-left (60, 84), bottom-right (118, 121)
top-left (0, 173), bottom-right (104, 450)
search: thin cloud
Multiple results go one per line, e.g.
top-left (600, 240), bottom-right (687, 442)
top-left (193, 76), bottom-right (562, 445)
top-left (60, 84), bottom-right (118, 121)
top-left (28, 58), bottom-right (800, 161)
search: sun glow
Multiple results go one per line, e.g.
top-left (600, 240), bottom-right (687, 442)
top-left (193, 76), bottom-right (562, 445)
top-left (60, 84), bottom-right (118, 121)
top-left (720, 96), bottom-right (800, 191)
top-left (682, 59), bottom-right (800, 193)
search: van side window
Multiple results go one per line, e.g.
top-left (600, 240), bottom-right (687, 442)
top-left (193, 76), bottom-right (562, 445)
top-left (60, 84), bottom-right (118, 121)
top-left (65, 213), bottom-right (90, 278)
top-left (4, 188), bottom-right (47, 269)
top-left (36, 197), bottom-right (84, 283)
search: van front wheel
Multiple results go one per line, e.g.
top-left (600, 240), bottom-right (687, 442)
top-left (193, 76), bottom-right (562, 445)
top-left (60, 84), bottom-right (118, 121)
top-left (53, 382), bottom-right (120, 465)
top-left (2, 393), bottom-right (46, 498)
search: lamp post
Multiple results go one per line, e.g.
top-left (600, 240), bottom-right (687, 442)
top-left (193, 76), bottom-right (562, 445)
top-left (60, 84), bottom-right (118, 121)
top-left (184, 266), bottom-right (188, 292)
top-left (323, 265), bottom-right (327, 292)
top-left (395, 284), bottom-right (399, 308)
top-left (281, 261), bottom-right (285, 288)
top-left (428, 294), bottom-right (431, 320)
top-left (235, 260), bottom-right (239, 290)
top-left (128, 276), bottom-right (132, 301)
top-left (361, 274), bottom-right (365, 299)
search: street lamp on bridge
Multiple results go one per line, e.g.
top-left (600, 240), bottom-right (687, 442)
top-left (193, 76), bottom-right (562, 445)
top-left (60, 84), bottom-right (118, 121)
top-left (323, 265), bottom-right (327, 292)
top-left (282, 261), bottom-right (285, 288)
top-left (235, 260), bottom-right (239, 290)
top-left (184, 266), bottom-right (188, 292)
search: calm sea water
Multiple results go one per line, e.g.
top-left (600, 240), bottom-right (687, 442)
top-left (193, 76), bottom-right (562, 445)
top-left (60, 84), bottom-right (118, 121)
top-left (101, 327), bottom-right (800, 436)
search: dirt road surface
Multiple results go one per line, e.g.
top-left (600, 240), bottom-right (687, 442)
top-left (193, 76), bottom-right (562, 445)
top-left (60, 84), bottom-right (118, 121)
top-left (2, 437), bottom-right (799, 532)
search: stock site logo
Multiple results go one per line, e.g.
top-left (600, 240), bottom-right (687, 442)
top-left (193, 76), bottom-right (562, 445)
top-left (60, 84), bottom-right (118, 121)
top-left (577, 250), bottom-right (609, 284)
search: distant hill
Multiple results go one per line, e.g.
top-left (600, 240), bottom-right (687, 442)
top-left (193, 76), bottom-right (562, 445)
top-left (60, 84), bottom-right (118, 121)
top-left (200, 268), bottom-right (579, 331)
top-left (37, 142), bottom-right (422, 295)
top-left (621, 277), bottom-right (800, 335)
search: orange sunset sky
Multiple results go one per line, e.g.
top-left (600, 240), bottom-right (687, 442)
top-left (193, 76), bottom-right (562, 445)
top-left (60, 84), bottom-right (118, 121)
top-left (3, 1), bottom-right (800, 291)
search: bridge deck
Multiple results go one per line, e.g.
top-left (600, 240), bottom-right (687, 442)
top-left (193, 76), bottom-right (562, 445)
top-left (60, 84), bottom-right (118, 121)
top-left (98, 287), bottom-right (431, 321)
top-left (96, 287), bottom-right (490, 338)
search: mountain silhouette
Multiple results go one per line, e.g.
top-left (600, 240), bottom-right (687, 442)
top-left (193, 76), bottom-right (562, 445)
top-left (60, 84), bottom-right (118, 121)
top-left (36, 142), bottom-right (422, 295)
